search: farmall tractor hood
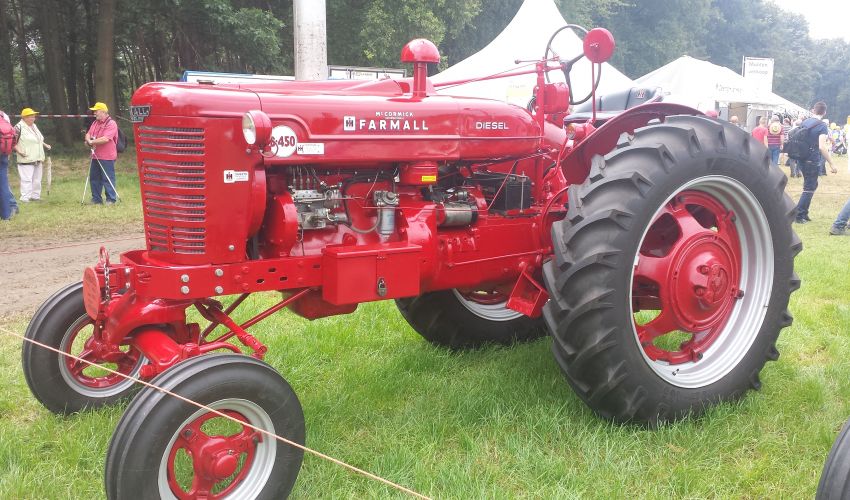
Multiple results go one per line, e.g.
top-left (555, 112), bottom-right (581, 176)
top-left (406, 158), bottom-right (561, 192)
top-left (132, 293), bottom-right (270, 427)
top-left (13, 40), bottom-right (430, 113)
top-left (131, 77), bottom-right (543, 165)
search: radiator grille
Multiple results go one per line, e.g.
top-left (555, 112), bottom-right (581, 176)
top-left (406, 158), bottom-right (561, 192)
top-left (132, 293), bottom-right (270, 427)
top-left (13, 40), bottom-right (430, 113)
top-left (139, 126), bottom-right (207, 255)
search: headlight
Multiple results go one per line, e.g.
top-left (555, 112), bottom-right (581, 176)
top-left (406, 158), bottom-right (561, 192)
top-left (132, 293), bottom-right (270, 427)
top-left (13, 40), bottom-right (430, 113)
top-left (242, 110), bottom-right (272, 147)
top-left (242, 113), bottom-right (257, 144)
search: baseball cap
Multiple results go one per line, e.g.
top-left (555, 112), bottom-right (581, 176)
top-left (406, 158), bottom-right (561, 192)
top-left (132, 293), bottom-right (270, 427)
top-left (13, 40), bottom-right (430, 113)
top-left (20, 107), bottom-right (39, 117)
top-left (89, 102), bottom-right (109, 112)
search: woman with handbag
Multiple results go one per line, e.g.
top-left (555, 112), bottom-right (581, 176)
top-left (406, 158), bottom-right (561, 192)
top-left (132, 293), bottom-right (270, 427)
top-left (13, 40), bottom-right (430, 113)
top-left (14, 107), bottom-right (51, 202)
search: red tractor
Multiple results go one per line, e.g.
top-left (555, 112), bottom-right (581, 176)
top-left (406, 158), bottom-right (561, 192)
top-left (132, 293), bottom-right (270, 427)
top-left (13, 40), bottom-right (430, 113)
top-left (22, 26), bottom-right (798, 498)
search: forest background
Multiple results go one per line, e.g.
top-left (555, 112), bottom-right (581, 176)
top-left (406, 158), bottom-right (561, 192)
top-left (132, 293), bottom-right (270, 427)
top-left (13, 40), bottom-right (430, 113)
top-left (2, 0), bottom-right (848, 146)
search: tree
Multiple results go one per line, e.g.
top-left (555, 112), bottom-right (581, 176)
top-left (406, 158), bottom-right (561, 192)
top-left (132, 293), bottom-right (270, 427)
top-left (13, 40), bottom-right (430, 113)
top-left (40, 0), bottom-right (74, 145)
top-left (603, 0), bottom-right (714, 78)
top-left (557, 0), bottom-right (626, 27)
top-left (0, 0), bottom-right (17, 108)
top-left (440, 0), bottom-right (521, 69)
top-left (1, 0), bottom-right (848, 139)
top-left (811, 39), bottom-right (850, 122)
top-left (358, 0), bottom-right (481, 69)
top-left (94, 0), bottom-right (116, 114)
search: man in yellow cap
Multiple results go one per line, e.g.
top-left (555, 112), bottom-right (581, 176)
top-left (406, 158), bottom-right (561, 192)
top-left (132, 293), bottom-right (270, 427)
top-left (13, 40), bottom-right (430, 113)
top-left (14, 107), bottom-right (51, 202)
top-left (84, 101), bottom-right (119, 204)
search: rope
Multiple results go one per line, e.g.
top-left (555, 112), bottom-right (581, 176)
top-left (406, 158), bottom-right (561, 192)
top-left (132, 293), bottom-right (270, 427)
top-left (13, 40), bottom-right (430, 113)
top-left (0, 325), bottom-right (432, 500)
top-left (11, 113), bottom-right (134, 124)
top-left (12, 114), bottom-right (93, 118)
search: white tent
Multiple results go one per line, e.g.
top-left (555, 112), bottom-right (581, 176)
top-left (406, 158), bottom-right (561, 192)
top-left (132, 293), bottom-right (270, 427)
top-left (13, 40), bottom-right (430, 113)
top-left (432, 0), bottom-right (633, 107)
top-left (634, 56), bottom-right (776, 110)
top-left (634, 56), bottom-right (807, 122)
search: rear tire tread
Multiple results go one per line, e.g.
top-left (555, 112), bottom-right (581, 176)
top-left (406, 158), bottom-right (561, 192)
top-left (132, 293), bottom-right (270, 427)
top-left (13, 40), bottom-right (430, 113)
top-left (543, 115), bottom-right (799, 424)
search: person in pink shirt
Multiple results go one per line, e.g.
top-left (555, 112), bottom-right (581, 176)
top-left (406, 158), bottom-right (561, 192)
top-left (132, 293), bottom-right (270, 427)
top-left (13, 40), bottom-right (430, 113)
top-left (751, 116), bottom-right (769, 147)
top-left (766, 115), bottom-right (784, 167)
top-left (84, 101), bottom-right (119, 204)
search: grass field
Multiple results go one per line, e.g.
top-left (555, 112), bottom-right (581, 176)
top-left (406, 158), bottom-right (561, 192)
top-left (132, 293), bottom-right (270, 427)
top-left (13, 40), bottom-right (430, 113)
top-left (0, 151), bottom-right (143, 242)
top-left (1, 153), bottom-right (850, 498)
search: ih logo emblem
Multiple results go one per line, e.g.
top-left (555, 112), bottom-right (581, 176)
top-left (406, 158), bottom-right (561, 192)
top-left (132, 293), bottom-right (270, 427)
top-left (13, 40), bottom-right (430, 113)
top-left (343, 116), bottom-right (356, 131)
top-left (223, 170), bottom-right (249, 183)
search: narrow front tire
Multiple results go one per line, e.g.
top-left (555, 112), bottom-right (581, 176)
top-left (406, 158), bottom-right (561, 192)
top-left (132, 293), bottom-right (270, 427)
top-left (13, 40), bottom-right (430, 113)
top-left (105, 354), bottom-right (305, 499)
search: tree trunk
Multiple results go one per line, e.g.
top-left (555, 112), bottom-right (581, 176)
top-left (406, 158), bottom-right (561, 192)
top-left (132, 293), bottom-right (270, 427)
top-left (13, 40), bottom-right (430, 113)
top-left (10, 0), bottom-right (31, 104)
top-left (83, 0), bottom-right (96, 107)
top-left (64, 2), bottom-right (80, 114)
top-left (0, 0), bottom-right (18, 108)
top-left (40, 0), bottom-right (74, 145)
top-left (94, 0), bottom-right (116, 115)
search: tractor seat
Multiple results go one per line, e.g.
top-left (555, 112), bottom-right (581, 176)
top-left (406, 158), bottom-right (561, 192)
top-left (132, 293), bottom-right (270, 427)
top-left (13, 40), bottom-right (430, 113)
top-left (565, 86), bottom-right (663, 122)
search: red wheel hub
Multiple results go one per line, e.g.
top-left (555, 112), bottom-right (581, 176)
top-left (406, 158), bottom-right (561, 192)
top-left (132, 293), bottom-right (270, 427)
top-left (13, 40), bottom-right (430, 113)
top-left (212, 453), bottom-right (239, 479)
top-left (632, 191), bottom-right (742, 364)
top-left (63, 318), bottom-right (142, 388)
top-left (166, 410), bottom-right (260, 499)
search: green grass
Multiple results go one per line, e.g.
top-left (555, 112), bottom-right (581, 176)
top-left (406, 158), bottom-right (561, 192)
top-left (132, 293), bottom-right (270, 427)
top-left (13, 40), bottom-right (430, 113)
top-left (0, 151), bottom-right (143, 241)
top-left (1, 154), bottom-right (850, 498)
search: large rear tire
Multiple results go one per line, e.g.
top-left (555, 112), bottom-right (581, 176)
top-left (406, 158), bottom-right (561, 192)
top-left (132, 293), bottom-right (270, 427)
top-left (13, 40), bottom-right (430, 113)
top-left (22, 281), bottom-right (144, 414)
top-left (396, 289), bottom-right (546, 349)
top-left (543, 115), bottom-right (800, 424)
top-left (817, 417), bottom-right (850, 500)
top-left (105, 354), bottom-right (305, 499)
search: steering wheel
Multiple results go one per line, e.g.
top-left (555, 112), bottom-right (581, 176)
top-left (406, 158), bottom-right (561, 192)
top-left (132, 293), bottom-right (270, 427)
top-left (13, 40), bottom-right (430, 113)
top-left (543, 24), bottom-right (614, 106)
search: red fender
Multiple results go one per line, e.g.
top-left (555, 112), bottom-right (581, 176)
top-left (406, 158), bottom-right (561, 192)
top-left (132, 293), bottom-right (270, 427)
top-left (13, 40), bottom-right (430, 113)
top-left (561, 102), bottom-right (702, 185)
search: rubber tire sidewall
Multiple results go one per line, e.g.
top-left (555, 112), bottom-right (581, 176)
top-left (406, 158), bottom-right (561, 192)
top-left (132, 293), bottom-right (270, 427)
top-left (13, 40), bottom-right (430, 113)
top-left (396, 290), bottom-right (546, 349)
top-left (105, 354), bottom-right (305, 500)
top-left (543, 115), bottom-right (798, 423)
top-left (22, 281), bottom-right (139, 414)
top-left (817, 417), bottom-right (850, 500)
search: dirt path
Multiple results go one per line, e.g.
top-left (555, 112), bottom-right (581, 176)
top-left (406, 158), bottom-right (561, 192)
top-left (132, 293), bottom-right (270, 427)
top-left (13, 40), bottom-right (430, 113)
top-left (0, 232), bottom-right (146, 318)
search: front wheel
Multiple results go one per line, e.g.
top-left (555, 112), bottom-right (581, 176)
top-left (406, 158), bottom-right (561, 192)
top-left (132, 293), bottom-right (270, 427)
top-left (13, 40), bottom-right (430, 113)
top-left (396, 288), bottom-right (546, 349)
top-left (543, 115), bottom-right (800, 424)
top-left (22, 282), bottom-right (144, 414)
top-left (105, 354), bottom-right (305, 499)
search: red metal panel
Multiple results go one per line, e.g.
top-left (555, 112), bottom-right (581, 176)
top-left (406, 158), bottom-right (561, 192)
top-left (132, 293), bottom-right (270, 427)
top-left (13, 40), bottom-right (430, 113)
top-left (322, 243), bottom-right (421, 305)
top-left (132, 85), bottom-right (266, 266)
top-left (120, 250), bottom-right (323, 300)
top-left (562, 102), bottom-right (701, 184)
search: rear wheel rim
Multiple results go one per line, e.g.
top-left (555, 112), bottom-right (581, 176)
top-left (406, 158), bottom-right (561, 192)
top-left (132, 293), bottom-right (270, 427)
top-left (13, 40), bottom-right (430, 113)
top-left (58, 314), bottom-right (143, 397)
top-left (630, 176), bottom-right (774, 388)
top-left (452, 289), bottom-right (523, 321)
top-left (159, 398), bottom-right (276, 500)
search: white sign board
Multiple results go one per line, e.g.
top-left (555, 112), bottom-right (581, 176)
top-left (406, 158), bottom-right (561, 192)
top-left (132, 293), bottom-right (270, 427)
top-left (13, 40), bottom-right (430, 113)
top-left (327, 65), bottom-right (405, 80)
top-left (742, 57), bottom-right (774, 93)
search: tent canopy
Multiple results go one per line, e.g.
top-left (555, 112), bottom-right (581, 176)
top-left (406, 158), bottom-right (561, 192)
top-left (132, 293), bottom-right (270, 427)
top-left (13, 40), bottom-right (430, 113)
top-left (432, 0), bottom-right (633, 107)
top-left (634, 55), bottom-right (806, 116)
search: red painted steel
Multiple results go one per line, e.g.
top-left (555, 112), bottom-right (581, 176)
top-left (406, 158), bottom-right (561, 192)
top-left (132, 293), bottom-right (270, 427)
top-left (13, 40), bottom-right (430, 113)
top-left (75, 29), bottom-right (705, 378)
top-left (62, 314), bottom-right (142, 389)
top-left (165, 409), bottom-right (259, 498)
top-left (632, 190), bottom-right (743, 364)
